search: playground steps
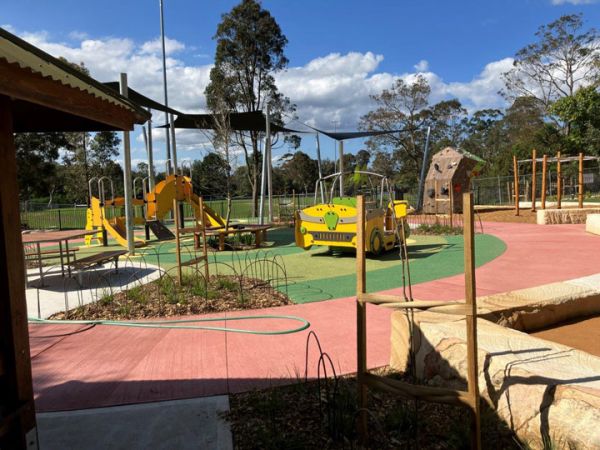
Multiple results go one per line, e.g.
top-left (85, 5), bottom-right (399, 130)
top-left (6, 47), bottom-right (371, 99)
top-left (147, 220), bottom-right (175, 241)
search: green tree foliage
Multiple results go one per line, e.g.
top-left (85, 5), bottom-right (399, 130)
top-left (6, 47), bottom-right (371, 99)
top-left (502, 13), bottom-right (600, 132)
top-left (61, 131), bottom-right (122, 203)
top-left (192, 153), bottom-right (231, 197)
top-left (278, 151), bottom-right (318, 194)
top-left (205, 0), bottom-right (295, 215)
top-left (551, 86), bottom-right (600, 156)
top-left (359, 75), bottom-right (466, 188)
top-left (15, 132), bottom-right (72, 202)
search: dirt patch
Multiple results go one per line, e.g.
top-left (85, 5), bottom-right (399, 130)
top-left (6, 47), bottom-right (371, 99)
top-left (225, 369), bottom-right (520, 449)
top-left (531, 315), bottom-right (600, 357)
top-left (475, 208), bottom-right (537, 223)
top-left (49, 274), bottom-right (292, 320)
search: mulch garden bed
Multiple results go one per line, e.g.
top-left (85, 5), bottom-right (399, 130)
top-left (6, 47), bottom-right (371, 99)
top-left (225, 369), bottom-right (521, 449)
top-left (475, 208), bottom-right (538, 224)
top-left (49, 274), bottom-right (292, 320)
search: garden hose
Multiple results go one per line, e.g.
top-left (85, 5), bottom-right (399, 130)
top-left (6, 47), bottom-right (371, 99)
top-left (28, 314), bottom-right (310, 335)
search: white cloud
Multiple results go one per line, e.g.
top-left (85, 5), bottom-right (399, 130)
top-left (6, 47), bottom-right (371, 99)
top-left (12, 27), bottom-right (516, 162)
top-left (68, 31), bottom-right (89, 40)
top-left (276, 52), bottom-right (512, 133)
top-left (414, 59), bottom-right (429, 72)
top-left (139, 37), bottom-right (185, 55)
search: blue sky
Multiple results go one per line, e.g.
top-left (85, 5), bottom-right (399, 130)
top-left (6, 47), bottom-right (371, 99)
top-left (3, 0), bottom-right (600, 167)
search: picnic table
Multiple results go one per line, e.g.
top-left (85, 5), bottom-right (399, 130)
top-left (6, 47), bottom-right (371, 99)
top-left (205, 224), bottom-right (270, 251)
top-left (22, 229), bottom-right (98, 286)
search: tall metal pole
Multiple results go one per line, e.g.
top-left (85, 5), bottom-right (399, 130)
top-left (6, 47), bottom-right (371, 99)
top-left (316, 133), bottom-right (325, 203)
top-left (338, 140), bottom-right (344, 197)
top-left (159, 0), bottom-right (172, 175)
top-left (266, 105), bottom-right (273, 222)
top-left (416, 126), bottom-right (431, 211)
top-left (146, 108), bottom-right (155, 190)
top-left (119, 73), bottom-right (135, 255)
top-left (169, 113), bottom-right (178, 175)
top-left (258, 136), bottom-right (267, 225)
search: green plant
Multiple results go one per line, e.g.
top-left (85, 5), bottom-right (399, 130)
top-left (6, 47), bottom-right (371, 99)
top-left (215, 276), bottom-right (238, 292)
top-left (126, 286), bottom-right (146, 304)
top-left (415, 223), bottom-right (463, 235)
top-left (238, 232), bottom-right (255, 246)
top-left (157, 276), bottom-right (182, 304)
top-left (99, 291), bottom-right (114, 306)
top-left (384, 401), bottom-right (416, 435)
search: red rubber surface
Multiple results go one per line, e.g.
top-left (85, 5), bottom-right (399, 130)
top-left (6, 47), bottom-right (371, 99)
top-left (30, 222), bottom-right (600, 411)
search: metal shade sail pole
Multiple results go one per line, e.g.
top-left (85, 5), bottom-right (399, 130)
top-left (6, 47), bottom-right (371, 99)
top-left (339, 140), bottom-right (344, 197)
top-left (316, 133), bottom-right (325, 203)
top-left (170, 113), bottom-right (178, 175)
top-left (119, 73), bottom-right (135, 255)
top-left (258, 136), bottom-right (267, 225)
top-left (146, 108), bottom-right (155, 190)
top-left (266, 105), bottom-right (273, 222)
top-left (416, 126), bottom-right (431, 211)
top-left (159, 0), bottom-right (172, 175)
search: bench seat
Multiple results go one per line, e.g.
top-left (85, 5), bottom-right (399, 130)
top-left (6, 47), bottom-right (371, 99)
top-left (68, 250), bottom-right (127, 271)
top-left (24, 247), bottom-right (79, 259)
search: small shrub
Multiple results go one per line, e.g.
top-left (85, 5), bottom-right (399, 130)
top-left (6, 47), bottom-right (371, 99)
top-left (415, 223), bottom-right (463, 235)
top-left (127, 286), bottom-right (146, 304)
top-left (99, 292), bottom-right (113, 306)
top-left (215, 277), bottom-right (238, 292)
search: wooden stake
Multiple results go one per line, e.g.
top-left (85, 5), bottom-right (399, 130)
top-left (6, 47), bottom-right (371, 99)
top-left (541, 155), bottom-right (547, 210)
top-left (513, 155), bottom-right (519, 216)
top-left (578, 153), bottom-right (584, 209)
top-left (531, 149), bottom-right (537, 212)
top-left (463, 192), bottom-right (481, 450)
top-left (449, 185), bottom-right (454, 227)
top-left (356, 195), bottom-right (368, 442)
top-left (557, 152), bottom-right (562, 209)
top-left (198, 196), bottom-right (209, 281)
top-left (173, 198), bottom-right (182, 283)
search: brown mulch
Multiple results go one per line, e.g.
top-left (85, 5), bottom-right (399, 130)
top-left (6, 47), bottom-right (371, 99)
top-left (225, 369), bottom-right (521, 450)
top-left (49, 275), bottom-right (292, 320)
top-left (475, 207), bottom-right (538, 224)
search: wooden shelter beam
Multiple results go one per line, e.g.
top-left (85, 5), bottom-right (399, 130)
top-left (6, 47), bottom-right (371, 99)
top-left (0, 94), bottom-right (36, 448)
top-left (0, 59), bottom-right (140, 131)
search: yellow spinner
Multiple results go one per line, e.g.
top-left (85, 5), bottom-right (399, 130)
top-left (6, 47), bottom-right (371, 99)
top-left (295, 171), bottom-right (410, 255)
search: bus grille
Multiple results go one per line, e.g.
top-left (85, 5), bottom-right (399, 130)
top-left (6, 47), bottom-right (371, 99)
top-left (312, 232), bottom-right (355, 242)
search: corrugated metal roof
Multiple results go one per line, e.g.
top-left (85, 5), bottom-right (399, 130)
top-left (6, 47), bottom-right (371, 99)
top-left (0, 27), bottom-right (149, 121)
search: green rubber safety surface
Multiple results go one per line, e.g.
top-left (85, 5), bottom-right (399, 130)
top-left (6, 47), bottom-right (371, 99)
top-left (76, 226), bottom-right (506, 304)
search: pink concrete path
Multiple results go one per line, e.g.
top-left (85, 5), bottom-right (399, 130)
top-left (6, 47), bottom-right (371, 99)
top-left (30, 222), bottom-right (600, 411)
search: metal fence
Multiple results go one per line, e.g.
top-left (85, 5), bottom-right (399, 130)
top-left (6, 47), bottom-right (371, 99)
top-left (19, 193), bottom-right (318, 230)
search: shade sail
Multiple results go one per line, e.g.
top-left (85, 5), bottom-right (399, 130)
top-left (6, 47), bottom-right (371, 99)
top-left (103, 82), bottom-right (182, 116)
top-left (160, 111), bottom-right (302, 133)
top-left (316, 129), bottom-right (407, 141)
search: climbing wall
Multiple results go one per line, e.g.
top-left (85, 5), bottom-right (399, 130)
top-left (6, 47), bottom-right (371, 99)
top-left (422, 147), bottom-right (479, 214)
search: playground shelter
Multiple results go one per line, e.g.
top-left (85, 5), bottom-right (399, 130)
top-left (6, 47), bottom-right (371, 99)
top-left (0, 27), bottom-right (149, 448)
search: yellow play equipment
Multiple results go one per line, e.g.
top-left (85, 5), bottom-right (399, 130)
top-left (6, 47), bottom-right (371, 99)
top-left (86, 174), bottom-right (226, 248)
top-left (295, 171), bottom-right (410, 255)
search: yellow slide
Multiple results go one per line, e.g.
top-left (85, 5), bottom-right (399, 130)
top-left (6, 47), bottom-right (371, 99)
top-left (102, 216), bottom-right (145, 248)
top-left (187, 192), bottom-right (225, 228)
top-left (86, 174), bottom-right (229, 248)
